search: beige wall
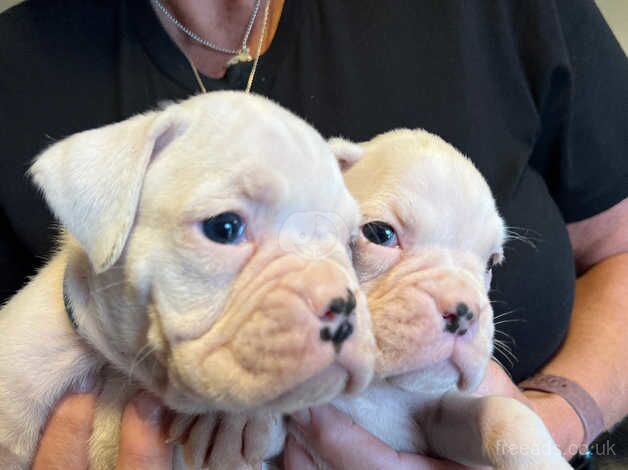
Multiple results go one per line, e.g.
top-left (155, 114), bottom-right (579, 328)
top-left (0, 0), bottom-right (21, 14)
top-left (597, 0), bottom-right (628, 52)
top-left (0, 0), bottom-right (626, 52)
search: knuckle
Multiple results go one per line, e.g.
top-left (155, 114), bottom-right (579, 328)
top-left (54, 405), bottom-right (90, 437)
top-left (313, 426), bottom-right (340, 452)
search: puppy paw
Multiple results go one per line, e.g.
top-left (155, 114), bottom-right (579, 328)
top-left (168, 411), bottom-right (277, 469)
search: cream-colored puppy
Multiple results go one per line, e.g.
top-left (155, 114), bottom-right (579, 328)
top-left (0, 92), bottom-right (375, 470)
top-left (320, 129), bottom-right (570, 469)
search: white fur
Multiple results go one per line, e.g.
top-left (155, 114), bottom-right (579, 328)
top-left (0, 92), bottom-right (376, 469)
top-left (321, 129), bottom-right (571, 470)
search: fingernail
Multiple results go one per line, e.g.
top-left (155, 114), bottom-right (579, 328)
top-left (71, 373), bottom-right (97, 393)
top-left (132, 391), bottom-right (163, 425)
top-left (290, 408), bottom-right (311, 428)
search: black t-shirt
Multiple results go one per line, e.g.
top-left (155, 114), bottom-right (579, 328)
top-left (1, 0), bottom-right (626, 382)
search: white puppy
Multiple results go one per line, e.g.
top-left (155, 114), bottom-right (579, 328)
top-left (0, 91), bottom-right (375, 470)
top-left (314, 129), bottom-right (570, 470)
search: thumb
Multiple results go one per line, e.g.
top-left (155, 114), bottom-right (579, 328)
top-left (290, 405), bottom-right (472, 470)
top-left (33, 381), bottom-right (97, 470)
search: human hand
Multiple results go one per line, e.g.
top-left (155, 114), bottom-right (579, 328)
top-left (478, 361), bottom-right (584, 453)
top-left (476, 360), bottom-right (533, 405)
top-left (167, 410), bottom-right (270, 469)
top-left (283, 405), bottom-right (478, 470)
top-left (477, 360), bottom-right (583, 458)
top-left (33, 386), bottom-right (173, 470)
top-left (282, 362), bottom-right (524, 470)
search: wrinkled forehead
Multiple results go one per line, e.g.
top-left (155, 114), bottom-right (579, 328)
top-left (143, 98), bottom-right (356, 219)
top-left (196, 96), bottom-right (335, 174)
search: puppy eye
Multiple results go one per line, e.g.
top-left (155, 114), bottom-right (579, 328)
top-left (202, 212), bottom-right (246, 244)
top-left (486, 253), bottom-right (500, 272)
top-left (362, 221), bottom-right (398, 247)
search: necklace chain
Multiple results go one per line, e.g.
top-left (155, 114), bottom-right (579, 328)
top-left (245, 0), bottom-right (270, 93)
top-left (151, 0), bottom-right (261, 57)
top-left (182, 0), bottom-right (271, 94)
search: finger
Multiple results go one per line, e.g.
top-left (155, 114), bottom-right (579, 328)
top-left (476, 361), bottom-right (519, 399)
top-left (183, 414), bottom-right (217, 469)
top-left (167, 413), bottom-right (197, 444)
top-left (242, 412), bottom-right (274, 464)
top-left (283, 434), bottom-right (317, 470)
top-left (32, 387), bottom-right (97, 470)
top-left (291, 405), bottom-right (470, 470)
top-left (477, 362), bottom-right (535, 410)
top-left (116, 392), bottom-right (172, 470)
top-left (205, 413), bottom-right (248, 469)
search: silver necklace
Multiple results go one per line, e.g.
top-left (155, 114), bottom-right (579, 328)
top-left (184, 0), bottom-right (271, 94)
top-left (152, 0), bottom-right (262, 65)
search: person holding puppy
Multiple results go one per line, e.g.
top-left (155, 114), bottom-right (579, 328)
top-left (1, 0), bottom-right (627, 468)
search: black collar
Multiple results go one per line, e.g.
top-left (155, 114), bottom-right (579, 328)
top-left (63, 279), bottom-right (79, 330)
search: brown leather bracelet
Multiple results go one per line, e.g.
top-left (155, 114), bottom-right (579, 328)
top-left (519, 374), bottom-right (605, 446)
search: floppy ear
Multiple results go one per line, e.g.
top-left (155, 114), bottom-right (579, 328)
top-left (30, 107), bottom-right (188, 273)
top-left (328, 137), bottom-right (364, 171)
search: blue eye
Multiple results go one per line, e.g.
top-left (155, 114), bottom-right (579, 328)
top-left (202, 212), bottom-right (246, 244)
top-left (362, 221), bottom-right (398, 247)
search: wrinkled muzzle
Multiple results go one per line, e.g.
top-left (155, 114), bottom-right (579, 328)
top-left (168, 251), bottom-right (375, 412)
top-left (365, 256), bottom-right (494, 392)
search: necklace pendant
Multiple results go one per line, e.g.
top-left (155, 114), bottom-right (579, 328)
top-left (227, 47), bottom-right (253, 66)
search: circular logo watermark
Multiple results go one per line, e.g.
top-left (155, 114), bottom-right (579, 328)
top-left (278, 211), bottom-right (350, 259)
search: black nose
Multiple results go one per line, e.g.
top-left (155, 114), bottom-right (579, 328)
top-left (320, 289), bottom-right (356, 351)
top-left (328, 288), bottom-right (356, 316)
top-left (320, 321), bottom-right (354, 345)
top-left (443, 302), bottom-right (475, 336)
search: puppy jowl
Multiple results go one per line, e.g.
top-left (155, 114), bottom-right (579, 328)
top-left (0, 91), bottom-right (375, 470)
top-left (315, 129), bottom-right (571, 470)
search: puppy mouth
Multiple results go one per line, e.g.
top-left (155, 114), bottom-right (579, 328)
top-left (262, 363), bottom-right (350, 412)
top-left (380, 326), bottom-right (492, 391)
top-left (156, 299), bottom-right (370, 413)
top-left (385, 338), bottom-right (490, 394)
top-left (372, 291), bottom-right (492, 393)
top-left (162, 338), bottom-right (359, 413)
top-left (146, 250), bottom-right (373, 412)
top-left (160, 363), bottom-right (352, 416)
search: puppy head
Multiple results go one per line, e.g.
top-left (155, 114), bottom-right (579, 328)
top-left (30, 92), bottom-right (374, 413)
top-left (334, 129), bottom-right (505, 394)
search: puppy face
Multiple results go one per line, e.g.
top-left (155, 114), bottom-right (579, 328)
top-left (338, 129), bottom-right (505, 394)
top-left (31, 92), bottom-right (374, 414)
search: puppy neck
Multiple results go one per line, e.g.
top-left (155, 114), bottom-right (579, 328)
top-left (61, 235), bottom-right (116, 351)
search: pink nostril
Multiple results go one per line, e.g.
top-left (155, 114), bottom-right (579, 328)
top-left (321, 310), bottom-right (336, 322)
top-left (443, 313), bottom-right (457, 322)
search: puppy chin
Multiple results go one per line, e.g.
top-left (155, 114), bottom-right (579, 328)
top-left (162, 357), bottom-right (369, 415)
top-left (157, 363), bottom-right (353, 415)
top-left (264, 363), bottom-right (349, 413)
top-left (266, 352), bottom-right (376, 413)
top-left (379, 328), bottom-right (492, 395)
top-left (386, 358), bottom-right (484, 395)
top-left (387, 361), bottom-right (459, 394)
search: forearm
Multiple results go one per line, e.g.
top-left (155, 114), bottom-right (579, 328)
top-left (523, 252), bottom-right (628, 454)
